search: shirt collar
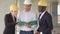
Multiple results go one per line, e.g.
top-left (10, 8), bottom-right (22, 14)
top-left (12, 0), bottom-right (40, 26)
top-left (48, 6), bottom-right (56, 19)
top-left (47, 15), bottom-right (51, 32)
top-left (23, 10), bottom-right (32, 14)
top-left (39, 10), bottom-right (46, 19)
top-left (40, 10), bottom-right (46, 15)
top-left (42, 10), bottom-right (46, 15)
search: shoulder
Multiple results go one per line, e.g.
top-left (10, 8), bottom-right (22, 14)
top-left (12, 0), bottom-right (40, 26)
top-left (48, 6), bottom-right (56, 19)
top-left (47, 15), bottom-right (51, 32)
top-left (30, 11), bottom-right (37, 17)
top-left (31, 11), bottom-right (37, 15)
top-left (19, 11), bottom-right (24, 14)
top-left (45, 11), bottom-right (52, 18)
top-left (5, 13), bottom-right (11, 18)
top-left (17, 11), bottom-right (23, 16)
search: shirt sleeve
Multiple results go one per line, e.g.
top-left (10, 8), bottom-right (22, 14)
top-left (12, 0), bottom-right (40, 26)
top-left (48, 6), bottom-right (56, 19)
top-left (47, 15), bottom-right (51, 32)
top-left (31, 13), bottom-right (38, 30)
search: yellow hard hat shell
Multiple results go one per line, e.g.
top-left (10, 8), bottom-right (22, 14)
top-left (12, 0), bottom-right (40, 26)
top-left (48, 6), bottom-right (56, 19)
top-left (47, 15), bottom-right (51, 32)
top-left (38, 0), bottom-right (47, 6)
top-left (10, 4), bottom-right (18, 11)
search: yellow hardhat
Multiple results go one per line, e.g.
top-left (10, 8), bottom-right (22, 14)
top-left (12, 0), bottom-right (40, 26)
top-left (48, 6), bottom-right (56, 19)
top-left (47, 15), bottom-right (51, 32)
top-left (38, 0), bottom-right (47, 6)
top-left (10, 4), bottom-right (18, 11)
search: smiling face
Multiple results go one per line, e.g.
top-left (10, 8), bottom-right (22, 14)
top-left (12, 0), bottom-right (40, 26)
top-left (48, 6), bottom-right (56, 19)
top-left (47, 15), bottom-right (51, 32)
top-left (11, 10), bottom-right (18, 17)
top-left (24, 4), bottom-right (31, 12)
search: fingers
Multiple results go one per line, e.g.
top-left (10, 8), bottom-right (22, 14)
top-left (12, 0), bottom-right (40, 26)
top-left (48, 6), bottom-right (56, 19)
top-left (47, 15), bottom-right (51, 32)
top-left (25, 23), bottom-right (31, 28)
top-left (35, 32), bottom-right (40, 34)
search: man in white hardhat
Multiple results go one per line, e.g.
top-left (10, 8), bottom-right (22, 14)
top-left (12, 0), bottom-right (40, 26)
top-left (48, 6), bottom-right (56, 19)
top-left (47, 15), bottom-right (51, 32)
top-left (17, 0), bottom-right (38, 34)
top-left (35, 0), bottom-right (53, 34)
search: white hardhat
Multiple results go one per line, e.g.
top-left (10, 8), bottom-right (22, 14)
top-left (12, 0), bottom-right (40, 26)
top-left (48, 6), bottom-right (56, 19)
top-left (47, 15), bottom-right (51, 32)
top-left (24, 0), bottom-right (32, 4)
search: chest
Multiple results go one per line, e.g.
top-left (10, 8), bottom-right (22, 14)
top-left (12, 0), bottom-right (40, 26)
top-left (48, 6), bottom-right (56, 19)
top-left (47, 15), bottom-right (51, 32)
top-left (39, 16), bottom-right (47, 26)
top-left (8, 16), bottom-right (16, 22)
top-left (20, 13), bottom-right (35, 21)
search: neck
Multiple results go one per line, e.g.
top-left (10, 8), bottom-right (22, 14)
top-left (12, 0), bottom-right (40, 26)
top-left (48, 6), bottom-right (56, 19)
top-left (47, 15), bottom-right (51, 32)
top-left (40, 10), bottom-right (46, 14)
top-left (25, 10), bottom-right (30, 12)
top-left (11, 13), bottom-right (15, 17)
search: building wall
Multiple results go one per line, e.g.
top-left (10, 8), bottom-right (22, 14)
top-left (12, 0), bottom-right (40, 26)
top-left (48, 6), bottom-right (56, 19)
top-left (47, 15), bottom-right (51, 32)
top-left (0, 0), bottom-right (59, 34)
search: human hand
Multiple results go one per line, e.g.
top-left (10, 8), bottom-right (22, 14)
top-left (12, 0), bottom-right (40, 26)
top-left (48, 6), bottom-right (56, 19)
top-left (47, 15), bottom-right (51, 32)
top-left (25, 23), bottom-right (31, 28)
top-left (16, 23), bottom-right (20, 27)
top-left (35, 32), bottom-right (40, 34)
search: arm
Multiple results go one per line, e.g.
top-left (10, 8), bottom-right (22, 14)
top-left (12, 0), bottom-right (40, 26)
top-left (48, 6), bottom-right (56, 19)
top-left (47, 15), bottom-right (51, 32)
top-left (31, 21), bottom-right (38, 29)
top-left (5, 14), bottom-right (16, 27)
top-left (43, 15), bottom-right (53, 33)
top-left (16, 11), bottom-right (21, 26)
top-left (31, 14), bottom-right (38, 30)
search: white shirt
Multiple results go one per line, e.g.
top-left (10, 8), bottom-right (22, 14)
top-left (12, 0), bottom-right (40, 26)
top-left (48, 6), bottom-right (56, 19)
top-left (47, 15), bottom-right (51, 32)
top-left (17, 10), bottom-right (37, 31)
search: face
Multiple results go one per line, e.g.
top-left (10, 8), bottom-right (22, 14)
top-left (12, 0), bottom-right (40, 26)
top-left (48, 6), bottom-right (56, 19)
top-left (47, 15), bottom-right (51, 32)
top-left (38, 6), bottom-right (46, 13)
top-left (24, 4), bottom-right (31, 12)
top-left (11, 10), bottom-right (18, 17)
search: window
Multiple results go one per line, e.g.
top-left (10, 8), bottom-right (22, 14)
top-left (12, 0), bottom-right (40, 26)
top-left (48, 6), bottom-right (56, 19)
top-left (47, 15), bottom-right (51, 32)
top-left (57, 4), bottom-right (60, 23)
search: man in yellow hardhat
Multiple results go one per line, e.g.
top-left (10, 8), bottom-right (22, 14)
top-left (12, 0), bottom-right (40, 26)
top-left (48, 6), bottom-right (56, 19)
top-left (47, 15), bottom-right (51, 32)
top-left (3, 4), bottom-right (18, 34)
top-left (35, 0), bottom-right (53, 34)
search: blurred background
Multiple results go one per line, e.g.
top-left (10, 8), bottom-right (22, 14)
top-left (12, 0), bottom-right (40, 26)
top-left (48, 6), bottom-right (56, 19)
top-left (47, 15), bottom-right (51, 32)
top-left (0, 0), bottom-right (60, 34)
